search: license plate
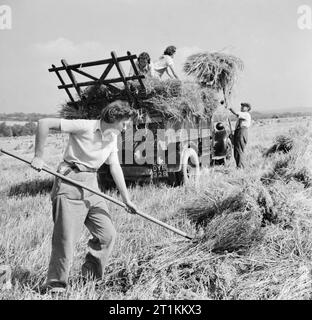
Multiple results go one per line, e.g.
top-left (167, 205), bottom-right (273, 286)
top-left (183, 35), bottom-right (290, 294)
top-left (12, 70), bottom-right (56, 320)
top-left (152, 164), bottom-right (168, 178)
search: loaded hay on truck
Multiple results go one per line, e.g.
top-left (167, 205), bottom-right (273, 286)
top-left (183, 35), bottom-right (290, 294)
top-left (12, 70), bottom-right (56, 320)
top-left (49, 50), bottom-right (243, 188)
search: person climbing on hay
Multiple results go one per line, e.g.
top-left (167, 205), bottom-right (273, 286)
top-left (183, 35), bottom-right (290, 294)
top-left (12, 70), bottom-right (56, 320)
top-left (129, 51), bottom-right (155, 78)
top-left (229, 102), bottom-right (252, 169)
top-left (153, 45), bottom-right (179, 80)
top-left (30, 100), bottom-right (138, 294)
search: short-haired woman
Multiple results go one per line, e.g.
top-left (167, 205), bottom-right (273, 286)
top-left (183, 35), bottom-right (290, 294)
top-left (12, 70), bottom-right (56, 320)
top-left (31, 100), bottom-right (138, 294)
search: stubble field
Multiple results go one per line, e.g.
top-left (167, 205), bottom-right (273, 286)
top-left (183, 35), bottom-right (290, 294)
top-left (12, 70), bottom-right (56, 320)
top-left (0, 116), bottom-right (312, 300)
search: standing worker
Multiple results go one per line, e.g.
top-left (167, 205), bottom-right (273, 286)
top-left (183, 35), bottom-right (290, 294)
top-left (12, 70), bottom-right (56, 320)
top-left (229, 102), bottom-right (252, 169)
top-left (31, 100), bottom-right (138, 294)
top-left (153, 45), bottom-right (179, 80)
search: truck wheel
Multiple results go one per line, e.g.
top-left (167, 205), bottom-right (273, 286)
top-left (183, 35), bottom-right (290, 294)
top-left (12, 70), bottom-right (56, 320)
top-left (167, 172), bottom-right (181, 186)
top-left (172, 148), bottom-right (200, 186)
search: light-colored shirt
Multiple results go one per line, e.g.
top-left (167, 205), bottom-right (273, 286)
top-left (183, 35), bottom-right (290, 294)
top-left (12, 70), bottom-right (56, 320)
top-left (153, 55), bottom-right (174, 78)
top-left (61, 119), bottom-right (119, 170)
top-left (235, 112), bottom-right (251, 129)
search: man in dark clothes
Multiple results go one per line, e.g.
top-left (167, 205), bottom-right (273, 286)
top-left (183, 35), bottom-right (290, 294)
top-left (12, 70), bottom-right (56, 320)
top-left (229, 103), bottom-right (252, 168)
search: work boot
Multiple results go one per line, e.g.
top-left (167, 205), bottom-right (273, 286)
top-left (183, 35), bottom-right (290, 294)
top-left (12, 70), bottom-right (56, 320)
top-left (39, 281), bottom-right (67, 295)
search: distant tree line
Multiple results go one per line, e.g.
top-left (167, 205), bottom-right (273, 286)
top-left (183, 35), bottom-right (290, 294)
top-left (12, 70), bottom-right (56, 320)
top-left (250, 111), bottom-right (312, 120)
top-left (0, 113), bottom-right (60, 137)
top-left (0, 122), bottom-right (37, 137)
top-left (227, 111), bottom-right (312, 121)
top-left (1, 111), bottom-right (311, 123)
top-left (0, 112), bottom-right (58, 122)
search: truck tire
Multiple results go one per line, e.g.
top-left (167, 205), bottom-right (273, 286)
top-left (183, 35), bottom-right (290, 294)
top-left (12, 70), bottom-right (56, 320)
top-left (169, 148), bottom-right (200, 186)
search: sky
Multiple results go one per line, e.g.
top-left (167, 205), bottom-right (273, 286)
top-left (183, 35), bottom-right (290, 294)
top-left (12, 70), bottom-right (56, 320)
top-left (0, 0), bottom-right (311, 114)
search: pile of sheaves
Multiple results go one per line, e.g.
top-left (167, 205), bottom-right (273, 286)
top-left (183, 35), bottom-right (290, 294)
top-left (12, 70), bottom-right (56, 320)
top-left (60, 52), bottom-right (244, 122)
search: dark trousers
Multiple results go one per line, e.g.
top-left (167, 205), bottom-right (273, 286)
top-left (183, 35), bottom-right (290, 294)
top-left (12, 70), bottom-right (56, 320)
top-left (233, 128), bottom-right (248, 168)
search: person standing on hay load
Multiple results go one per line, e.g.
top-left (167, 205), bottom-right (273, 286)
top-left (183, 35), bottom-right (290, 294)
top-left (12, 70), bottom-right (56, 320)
top-left (153, 45), bottom-right (179, 80)
top-left (30, 100), bottom-right (138, 294)
top-left (129, 51), bottom-right (155, 78)
top-left (229, 103), bottom-right (252, 169)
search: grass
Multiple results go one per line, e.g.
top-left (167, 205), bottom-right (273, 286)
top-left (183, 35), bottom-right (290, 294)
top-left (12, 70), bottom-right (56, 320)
top-left (0, 116), bottom-right (311, 299)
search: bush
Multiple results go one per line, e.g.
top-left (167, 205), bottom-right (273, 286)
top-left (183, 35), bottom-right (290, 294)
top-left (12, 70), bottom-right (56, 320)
top-left (0, 122), bottom-right (12, 137)
top-left (0, 122), bottom-right (37, 137)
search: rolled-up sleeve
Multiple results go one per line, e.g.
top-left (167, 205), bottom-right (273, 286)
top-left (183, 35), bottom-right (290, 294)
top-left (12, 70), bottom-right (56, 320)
top-left (105, 150), bottom-right (119, 165)
top-left (105, 133), bottom-right (119, 165)
top-left (238, 112), bottom-right (248, 120)
top-left (60, 119), bottom-right (90, 134)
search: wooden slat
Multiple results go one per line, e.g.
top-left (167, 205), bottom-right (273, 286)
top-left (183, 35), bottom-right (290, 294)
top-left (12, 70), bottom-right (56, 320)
top-left (83, 62), bottom-right (115, 103)
top-left (111, 51), bottom-right (132, 103)
top-left (127, 51), bottom-right (145, 89)
top-left (72, 68), bottom-right (98, 81)
top-left (48, 54), bottom-right (138, 72)
top-left (51, 64), bottom-right (75, 103)
top-left (71, 68), bottom-right (121, 93)
top-left (98, 62), bottom-right (114, 83)
top-left (61, 59), bottom-right (81, 98)
top-left (57, 75), bottom-right (145, 90)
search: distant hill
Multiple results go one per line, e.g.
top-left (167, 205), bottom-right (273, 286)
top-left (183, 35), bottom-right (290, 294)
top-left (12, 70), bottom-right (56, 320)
top-left (0, 112), bottom-right (59, 122)
top-left (264, 107), bottom-right (312, 114)
top-left (250, 109), bottom-right (312, 120)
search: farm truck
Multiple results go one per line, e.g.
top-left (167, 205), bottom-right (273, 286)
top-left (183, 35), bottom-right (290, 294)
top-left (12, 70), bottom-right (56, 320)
top-left (49, 51), bottom-right (234, 187)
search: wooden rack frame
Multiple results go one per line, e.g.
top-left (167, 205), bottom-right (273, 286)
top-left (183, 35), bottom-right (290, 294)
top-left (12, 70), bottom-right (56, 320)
top-left (48, 51), bottom-right (146, 105)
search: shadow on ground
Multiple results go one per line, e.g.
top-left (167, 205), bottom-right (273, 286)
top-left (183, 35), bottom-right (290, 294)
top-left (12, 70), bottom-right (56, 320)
top-left (7, 178), bottom-right (54, 197)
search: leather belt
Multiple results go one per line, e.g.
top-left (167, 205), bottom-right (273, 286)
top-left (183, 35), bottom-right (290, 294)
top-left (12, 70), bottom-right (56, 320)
top-left (64, 160), bottom-right (97, 173)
